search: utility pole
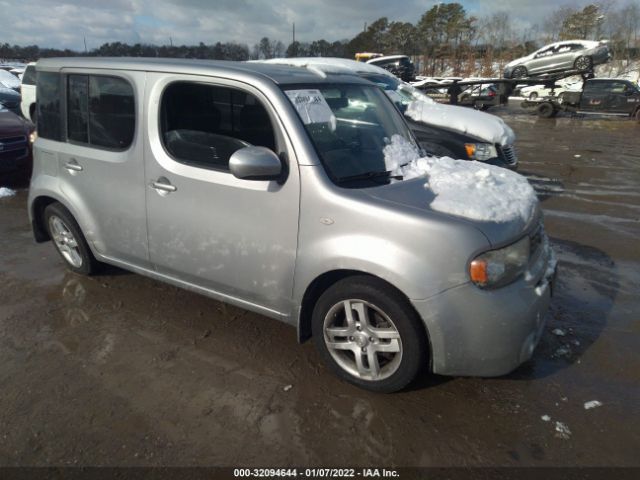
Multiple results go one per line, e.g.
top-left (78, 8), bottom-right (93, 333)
top-left (170, 37), bottom-right (173, 47)
top-left (292, 22), bottom-right (295, 44)
top-left (83, 36), bottom-right (87, 53)
top-left (364, 22), bottom-right (367, 32)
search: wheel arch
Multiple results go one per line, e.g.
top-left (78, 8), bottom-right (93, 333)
top-left (30, 195), bottom-right (59, 242)
top-left (297, 270), bottom-right (432, 362)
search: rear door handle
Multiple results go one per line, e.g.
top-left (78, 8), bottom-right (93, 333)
top-left (151, 177), bottom-right (177, 194)
top-left (64, 159), bottom-right (83, 172)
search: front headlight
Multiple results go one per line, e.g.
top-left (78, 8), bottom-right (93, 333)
top-left (29, 130), bottom-right (37, 144)
top-left (469, 236), bottom-right (530, 288)
top-left (464, 143), bottom-right (498, 161)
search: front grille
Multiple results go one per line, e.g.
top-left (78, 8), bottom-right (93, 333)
top-left (0, 135), bottom-right (27, 152)
top-left (501, 144), bottom-right (518, 165)
top-left (0, 147), bottom-right (28, 160)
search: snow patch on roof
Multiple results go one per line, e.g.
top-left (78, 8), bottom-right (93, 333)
top-left (383, 135), bottom-right (537, 224)
top-left (405, 99), bottom-right (516, 145)
top-left (366, 55), bottom-right (409, 63)
top-left (260, 57), bottom-right (397, 78)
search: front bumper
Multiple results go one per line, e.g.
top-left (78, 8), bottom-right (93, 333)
top-left (412, 240), bottom-right (556, 377)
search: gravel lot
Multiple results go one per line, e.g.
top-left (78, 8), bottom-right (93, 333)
top-left (0, 102), bottom-right (638, 467)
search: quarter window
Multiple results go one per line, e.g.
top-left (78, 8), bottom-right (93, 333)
top-left (160, 82), bottom-right (276, 171)
top-left (36, 72), bottom-right (62, 141)
top-left (66, 75), bottom-right (135, 150)
top-left (22, 65), bottom-right (36, 86)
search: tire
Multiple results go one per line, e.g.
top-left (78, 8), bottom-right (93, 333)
top-left (634, 108), bottom-right (640, 123)
top-left (537, 102), bottom-right (556, 118)
top-left (512, 66), bottom-right (527, 78)
top-left (528, 92), bottom-right (538, 100)
top-left (29, 104), bottom-right (36, 123)
top-left (311, 275), bottom-right (428, 393)
top-left (574, 56), bottom-right (593, 71)
top-left (44, 203), bottom-right (101, 275)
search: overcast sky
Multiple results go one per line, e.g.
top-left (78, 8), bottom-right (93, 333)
top-left (0, 0), bottom-right (621, 50)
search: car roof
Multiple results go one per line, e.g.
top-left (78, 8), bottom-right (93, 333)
top-left (366, 55), bottom-right (409, 63)
top-left (587, 78), bottom-right (633, 82)
top-left (36, 57), bottom-right (370, 86)
top-left (545, 40), bottom-right (600, 49)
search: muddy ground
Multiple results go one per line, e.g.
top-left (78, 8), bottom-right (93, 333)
top-left (0, 103), bottom-right (639, 468)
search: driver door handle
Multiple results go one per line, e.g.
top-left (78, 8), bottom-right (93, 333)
top-left (151, 177), bottom-right (177, 194)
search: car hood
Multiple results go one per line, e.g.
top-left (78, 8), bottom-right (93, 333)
top-left (0, 110), bottom-right (29, 136)
top-left (364, 177), bottom-right (541, 246)
top-left (405, 100), bottom-right (516, 145)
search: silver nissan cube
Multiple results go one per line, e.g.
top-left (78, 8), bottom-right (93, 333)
top-left (29, 58), bottom-right (556, 392)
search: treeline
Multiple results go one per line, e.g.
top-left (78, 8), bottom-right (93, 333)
top-left (1, 2), bottom-right (639, 76)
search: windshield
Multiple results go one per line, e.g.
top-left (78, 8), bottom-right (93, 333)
top-left (284, 84), bottom-right (418, 185)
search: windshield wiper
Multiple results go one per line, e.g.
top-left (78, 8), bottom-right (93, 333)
top-left (336, 170), bottom-right (403, 184)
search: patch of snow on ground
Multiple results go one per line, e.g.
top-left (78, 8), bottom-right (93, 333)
top-left (0, 187), bottom-right (17, 199)
top-left (584, 400), bottom-right (603, 410)
top-left (383, 135), bottom-right (538, 224)
top-left (555, 421), bottom-right (572, 439)
top-left (541, 415), bottom-right (551, 422)
top-left (405, 99), bottom-right (516, 145)
top-left (552, 328), bottom-right (566, 336)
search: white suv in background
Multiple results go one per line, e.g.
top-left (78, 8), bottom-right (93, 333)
top-left (20, 62), bottom-right (36, 122)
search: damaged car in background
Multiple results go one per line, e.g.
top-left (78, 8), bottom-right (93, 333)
top-left (504, 40), bottom-right (611, 79)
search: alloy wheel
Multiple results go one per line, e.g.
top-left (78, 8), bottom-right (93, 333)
top-left (323, 299), bottom-right (402, 381)
top-left (49, 215), bottom-right (83, 268)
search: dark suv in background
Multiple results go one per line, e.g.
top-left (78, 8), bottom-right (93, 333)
top-left (366, 55), bottom-right (416, 82)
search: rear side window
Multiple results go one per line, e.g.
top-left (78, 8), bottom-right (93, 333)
top-left (66, 74), bottom-right (135, 150)
top-left (584, 82), bottom-right (605, 92)
top-left (36, 72), bottom-right (62, 141)
top-left (22, 65), bottom-right (36, 85)
top-left (160, 82), bottom-right (276, 171)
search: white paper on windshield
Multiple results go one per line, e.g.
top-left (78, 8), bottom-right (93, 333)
top-left (285, 89), bottom-right (336, 130)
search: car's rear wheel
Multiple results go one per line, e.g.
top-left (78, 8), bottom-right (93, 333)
top-left (537, 102), bottom-right (557, 118)
top-left (44, 203), bottom-right (100, 275)
top-left (528, 92), bottom-right (539, 100)
top-left (574, 56), bottom-right (593, 71)
top-left (512, 66), bottom-right (528, 78)
top-left (312, 276), bottom-right (428, 393)
top-left (634, 108), bottom-right (640, 123)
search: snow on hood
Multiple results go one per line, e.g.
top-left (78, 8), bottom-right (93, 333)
top-left (383, 135), bottom-right (537, 224)
top-left (405, 99), bottom-right (515, 145)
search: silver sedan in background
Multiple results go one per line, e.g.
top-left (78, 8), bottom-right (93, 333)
top-left (504, 40), bottom-right (611, 78)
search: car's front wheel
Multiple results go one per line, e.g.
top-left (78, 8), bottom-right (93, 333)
top-left (312, 276), bottom-right (428, 393)
top-left (529, 92), bottom-right (538, 100)
top-left (574, 56), bottom-right (593, 71)
top-left (512, 66), bottom-right (528, 78)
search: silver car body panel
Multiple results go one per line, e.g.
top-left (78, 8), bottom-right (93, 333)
top-left (29, 57), bottom-right (555, 377)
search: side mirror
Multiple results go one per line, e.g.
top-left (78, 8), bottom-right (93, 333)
top-left (229, 146), bottom-right (282, 180)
